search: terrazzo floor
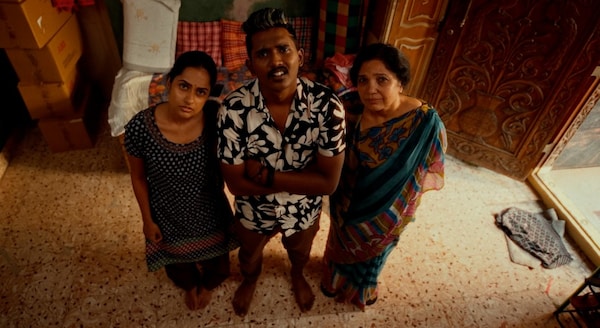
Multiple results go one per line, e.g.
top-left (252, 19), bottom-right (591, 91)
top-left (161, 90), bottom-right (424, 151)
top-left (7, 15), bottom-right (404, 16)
top-left (0, 124), bottom-right (595, 328)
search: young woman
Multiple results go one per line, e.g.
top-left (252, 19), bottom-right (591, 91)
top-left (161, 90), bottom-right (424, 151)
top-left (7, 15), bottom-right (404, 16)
top-left (125, 51), bottom-right (237, 311)
top-left (320, 43), bottom-right (447, 310)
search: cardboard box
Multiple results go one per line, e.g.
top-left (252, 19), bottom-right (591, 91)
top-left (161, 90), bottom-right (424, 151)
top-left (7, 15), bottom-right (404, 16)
top-left (38, 83), bottom-right (99, 153)
top-left (6, 14), bottom-right (82, 83)
top-left (38, 116), bottom-right (94, 152)
top-left (0, 0), bottom-right (72, 49)
top-left (17, 66), bottom-right (78, 119)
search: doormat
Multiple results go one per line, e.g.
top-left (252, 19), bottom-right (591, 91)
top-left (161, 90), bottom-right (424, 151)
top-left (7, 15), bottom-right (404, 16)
top-left (495, 207), bottom-right (573, 269)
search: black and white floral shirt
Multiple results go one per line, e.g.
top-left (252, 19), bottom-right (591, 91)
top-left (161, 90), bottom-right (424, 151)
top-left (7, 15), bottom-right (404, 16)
top-left (217, 77), bottom-right (346, 236)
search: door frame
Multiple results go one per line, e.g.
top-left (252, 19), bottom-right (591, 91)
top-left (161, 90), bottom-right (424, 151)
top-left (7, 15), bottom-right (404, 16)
top-left (528, 73), bottom-right (600, 266)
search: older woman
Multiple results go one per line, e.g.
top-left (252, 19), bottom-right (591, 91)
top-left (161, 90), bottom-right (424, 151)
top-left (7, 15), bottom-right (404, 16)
top-left (320, 43), bottom-right (447, 310)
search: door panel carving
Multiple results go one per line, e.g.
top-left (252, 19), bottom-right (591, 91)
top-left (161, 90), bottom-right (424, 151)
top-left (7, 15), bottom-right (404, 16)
top-left (422, 0), bottom-right (600, 180)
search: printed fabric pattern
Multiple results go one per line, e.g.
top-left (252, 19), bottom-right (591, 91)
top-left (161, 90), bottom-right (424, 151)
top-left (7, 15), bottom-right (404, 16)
top-left (125, 104), bottom-right (238, 271)
top-left (496, 207), bottom-right (573, 268)
top-left (217, 77), bottom-right (346, 237)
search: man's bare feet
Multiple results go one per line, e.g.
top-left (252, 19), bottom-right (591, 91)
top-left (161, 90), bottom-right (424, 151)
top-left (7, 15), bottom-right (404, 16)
top-left (197, 286), bottom-right (213, 310)
top-left (184, 286), bottom-right (199, 310)
top-left (232, 279), bottom-right (257, 316)
top-left (291, 273), bottom-right (315, 312)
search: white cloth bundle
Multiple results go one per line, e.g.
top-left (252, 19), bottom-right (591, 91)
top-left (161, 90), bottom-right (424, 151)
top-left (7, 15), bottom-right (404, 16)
top-left (107, 67), bottom-right (154, 137)
top-left (122, 0), bottom-right (181, 72)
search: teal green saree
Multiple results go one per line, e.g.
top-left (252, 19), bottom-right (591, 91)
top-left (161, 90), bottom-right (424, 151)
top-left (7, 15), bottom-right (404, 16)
top-left (322, 103), bottom-right (446, 309)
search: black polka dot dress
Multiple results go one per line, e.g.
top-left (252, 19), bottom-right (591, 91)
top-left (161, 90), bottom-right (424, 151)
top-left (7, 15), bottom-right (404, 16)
top-left (125, 104), bottom-right (237, 272)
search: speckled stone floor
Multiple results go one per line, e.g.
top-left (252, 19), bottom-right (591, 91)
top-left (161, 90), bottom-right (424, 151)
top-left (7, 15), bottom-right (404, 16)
top-left (0, 125), bottom-right (595, 327)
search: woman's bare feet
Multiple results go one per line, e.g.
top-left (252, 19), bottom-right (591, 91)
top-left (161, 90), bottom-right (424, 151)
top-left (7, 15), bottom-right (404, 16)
top-left (196, 286), bottom-right (213, 310)
top-left (184, 286), bottom-right (199, 310)
top-left (291, 273), bottom-right (315, 312)
top-left (232, 279), bottom-right (257, 316)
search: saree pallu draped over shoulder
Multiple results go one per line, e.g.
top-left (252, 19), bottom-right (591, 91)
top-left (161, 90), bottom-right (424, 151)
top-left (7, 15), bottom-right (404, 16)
top-left (326, 103), bottom-right (446, 264)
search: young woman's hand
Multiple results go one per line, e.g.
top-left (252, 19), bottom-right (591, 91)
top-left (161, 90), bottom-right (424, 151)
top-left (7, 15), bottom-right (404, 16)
top-left (143, 221), bottom-right (163, 243)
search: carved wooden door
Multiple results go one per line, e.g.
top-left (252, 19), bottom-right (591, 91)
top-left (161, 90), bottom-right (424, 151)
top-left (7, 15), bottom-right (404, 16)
top-left (421, 0), bottom-right (600, 180)
top-left (366, 0), bottom-right (449, 97)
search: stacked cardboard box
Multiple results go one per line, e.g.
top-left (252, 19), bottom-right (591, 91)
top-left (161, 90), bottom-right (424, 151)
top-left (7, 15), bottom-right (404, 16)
top-left (1, 0), bottom-right (96, 152)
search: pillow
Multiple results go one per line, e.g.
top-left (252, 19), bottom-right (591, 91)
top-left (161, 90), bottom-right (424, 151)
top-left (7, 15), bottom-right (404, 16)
top-left (122, 0), bottom-right (181, 73)
top-left (217, 66), bottom-right (255, 99)
top-left (176, 21), bottom-right (222, 66)
top-left (220, 19), bottom-right (247, 71)
top-left (290, 17), bottom-right (314, 63)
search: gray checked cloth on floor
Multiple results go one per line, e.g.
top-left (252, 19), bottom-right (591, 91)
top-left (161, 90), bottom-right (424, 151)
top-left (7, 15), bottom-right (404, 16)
top-left (496, 207), bottom-right (573, 269)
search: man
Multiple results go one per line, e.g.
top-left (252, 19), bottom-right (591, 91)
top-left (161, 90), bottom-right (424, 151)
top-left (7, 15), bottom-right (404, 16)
top-left (216, 8), bottom-right (346, 316)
